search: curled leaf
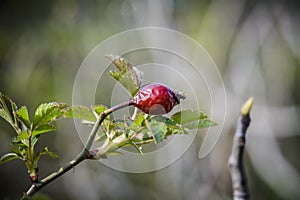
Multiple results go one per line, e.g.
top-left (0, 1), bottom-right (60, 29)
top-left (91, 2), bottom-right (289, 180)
top-left (106, 55), bottom-right (143, 96)
top-left (0, 153), bottom-right (21, 165)
top-left (0, 92), bottom-right (20, 132)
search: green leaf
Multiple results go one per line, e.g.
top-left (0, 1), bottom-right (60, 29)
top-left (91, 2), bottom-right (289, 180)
top-left (171, 110), bottom-right (207, 124)
top-left (35, 147), bottom-right (59, 163)
top-left (171, 110), bottom-right (216, 129)
top-left (12, 131), bottom-right (30, 147)
top-left (11, 138), bottom-right (28, 148)
top-left (0, 92), bottom-right (19, 131)
top-left (34, 147), bottom-right (58, 168)
top-left (64, 105), bottom-right (96, 122)
top-left (16, 106), bottom-right (31, 128)
top-left (150, 115), bottom-right (176, 126)
top-left (32, 136), bottom-right (39, 147)
top-left (0, 153), bottom-right (21, 165)
top-left (147, 120), bottom-right (168, 144)
top-left (0, 109), bottom-right (11, 127)
top-left (184, 119), bottom-right (217, 129)
top-left (42, 147), bottom-right (59, 159)
top-left (17, 131), bottom-right (29, 141)
top-left (106, 55), bottom-right (143, 96)
top-left (133, 112), bottom-right (145, 126)
top-left (33, 102), bottom-right (68, 129)
top-left (93, 104), bottom-right (108, 116)
top-left (32, 124), bottom-right (56, 137)
top-left (148, 115), bottom-right (186, 136)
top-left (11, 148), bottom-right (23, 157)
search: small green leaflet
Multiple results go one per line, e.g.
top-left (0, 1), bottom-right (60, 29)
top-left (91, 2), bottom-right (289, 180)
top-left (0, 92), bottom-right (19, 131)
top-left (93, 104), bottom-right (108, 116)
top-left (34, 147), bottom-right (59, 165)
top-left (32, 124), bottom-right (56, 137)
top-left (133, 112), bottom-right (145, 126)
top-left (39, 147), bottom-right (59, 159)
top-left (151, 121), bottom-right (168, 143)
top-left (17, 131), bottom-right (29, 141)
top-left (11, 148), bottom-right (23, 157)
top-left (14, 131), bottom-right (29, 147)
top-left (0, 153), bottom-right (21, 165)
top-left (16, 106), bottom-right (31, 129)
top-left (64, 105), bottom-right (96, 122)
top-left (106, 55), bottom-right (143, 96)
top-left (171, 110), bottom-right (217, 129)
top-left (33, 102), bottom-right (68, 129)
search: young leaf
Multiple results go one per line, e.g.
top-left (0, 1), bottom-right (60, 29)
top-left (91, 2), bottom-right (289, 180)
top-left (17, 131), bottom-right (29, 141)
top-left (106, 55), bottom-right (143, 96)
top-left (0, 92), bottom-right (20, 131)
top-left (150, 115), bottom-right (176, 126)
top-left (32, 136), bottom-right (39, 147)
top-left (11, 148), bottom-right (23, 157)
top-left (172, 110), bottom-right (207, 124)
top-left (33, 102), bottom-right (68, 129)
top-left (146, 119), bottom-right (168, 144)
top-left (35, 147), bottom-right (59, 164)
top-left (0, 153), bottom-right (21, 165)
top-left (185, 119), bottom-right (217, 129)
top-left (16, 106), bottom-right (31, 129)
top-left (32, 124), bottom-right (56, 137)
top-left (171, 110), bottom-right (216, 129)
top-left (93, 104), bottom-right (108, 116)
top-left (64, 105), bottom-right (96, 122)
top-left (133, 112), bottom-right (145, 126)
top-left (11, 138), bottom-right (28, 148)
top-left (165, 122), bottom-right (187, 135)
top-left (152, 122), bottom-right (168, 143)
top-left (41, 147), bottom-right (59, 159)
top-left (11, 131), bottom-right (30, 147)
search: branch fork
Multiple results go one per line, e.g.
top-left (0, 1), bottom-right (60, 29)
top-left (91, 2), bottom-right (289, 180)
top-left (21, 100), bottom-right (133, 199)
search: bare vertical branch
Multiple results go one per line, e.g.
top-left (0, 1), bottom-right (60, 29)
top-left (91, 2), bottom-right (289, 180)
top-left (228, 97), bottom-right (254, 200)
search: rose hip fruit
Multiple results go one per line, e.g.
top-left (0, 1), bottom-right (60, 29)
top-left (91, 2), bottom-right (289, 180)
top-left (132, 83), bottom-right (181, 115)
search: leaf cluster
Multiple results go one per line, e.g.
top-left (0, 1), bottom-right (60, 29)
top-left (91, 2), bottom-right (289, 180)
top-left (0, 55), bottom-right (217, 180)
top-left (92, 109), bottom-right (216, 156)
top-left (0, 94), bottom-right (69, 178)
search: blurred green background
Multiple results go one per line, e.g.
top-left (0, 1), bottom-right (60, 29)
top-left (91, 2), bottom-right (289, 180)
top-left (0, 0), bottom-right (300, 199)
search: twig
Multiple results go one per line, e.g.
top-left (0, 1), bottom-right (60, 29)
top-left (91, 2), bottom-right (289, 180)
top-left (21, 100), bottom-right (134, 199)
top-left (131, 107), bottom-right (138, 120)
top-left (228, 97), bottom-right (254, 200)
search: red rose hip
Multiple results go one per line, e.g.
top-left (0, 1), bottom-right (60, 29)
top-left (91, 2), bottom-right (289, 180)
top-left (132, 83), bottom-right (181, 115)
